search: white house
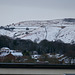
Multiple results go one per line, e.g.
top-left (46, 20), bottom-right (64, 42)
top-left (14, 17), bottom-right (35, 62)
top-left (31, 51), bottom-right (41, 59)
top-left (31, 55), bottom-right (41, 59)
top-left (0, 47), bottom-right (23, 57)
top-left (1, 47), bottom-right (10, 52)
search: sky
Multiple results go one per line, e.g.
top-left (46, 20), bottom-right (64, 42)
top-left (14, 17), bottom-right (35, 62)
top-left (0, 0), bottom-right (75, 26)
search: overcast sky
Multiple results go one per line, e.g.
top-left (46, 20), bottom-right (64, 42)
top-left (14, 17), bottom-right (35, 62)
top-left (0, 0), bottom-right (75, 26)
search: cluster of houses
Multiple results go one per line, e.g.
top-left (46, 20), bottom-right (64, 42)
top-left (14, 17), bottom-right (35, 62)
top-left (0, 47), bottom-right (75, 64)
top-left (47, 53), bottom-right (75, 64)
top-left (31, 52), bottom-right (75, 64)
top-left (0, 47), bottom-right (23, 62)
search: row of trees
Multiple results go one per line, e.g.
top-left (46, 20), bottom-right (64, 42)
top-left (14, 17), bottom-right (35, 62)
top-left (0, 35), bottom-right (75, 58)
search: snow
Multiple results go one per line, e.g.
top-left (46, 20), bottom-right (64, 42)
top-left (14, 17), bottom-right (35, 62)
top-left (11, 52), bottom-right (23, 56)
top-left (1, 47), bottom-right (10, 50)
top-left (59, 57), bottom-right (67, 61)
top-left (0, 29), bottom-right (15, 37)
top-left (0, 18), bottom-right (75, 44)
top-left (46, 26), bottom-right (61, 41)
top-left (57, 26), bottom-right (75, 43)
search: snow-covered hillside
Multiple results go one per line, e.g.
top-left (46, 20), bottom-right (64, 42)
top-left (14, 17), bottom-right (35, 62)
top-left (0, 18), bottom-right (75, 44)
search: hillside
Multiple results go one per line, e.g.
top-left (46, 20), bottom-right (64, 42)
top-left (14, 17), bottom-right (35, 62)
top-left (0, 18), bottom-right (75, 44)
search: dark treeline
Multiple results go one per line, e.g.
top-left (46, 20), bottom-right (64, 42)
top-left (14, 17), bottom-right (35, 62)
top-left (0, 35), bottom-right (75, 58)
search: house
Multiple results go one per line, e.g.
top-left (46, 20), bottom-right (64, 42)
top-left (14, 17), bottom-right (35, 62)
top-left (31, 54), bottom-right (41, 59)
top-left (31, 51), bottom-right (41, 59)
top-left (46, 53), bottom-right (69, 64)
top-left (0, 47), bottom-right (23, 62)
top-left (1, 47), bottom-right (10, 52)
top-left (0, 47), bottom-right (23, 57)
top-left (4, 53), bottom-right (16, 62)
top-left (47, 53), bottom-right (56, 58)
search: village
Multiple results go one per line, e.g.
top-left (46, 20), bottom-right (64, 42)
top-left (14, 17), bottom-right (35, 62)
top-left (0, 47), bottom-right (75, 64)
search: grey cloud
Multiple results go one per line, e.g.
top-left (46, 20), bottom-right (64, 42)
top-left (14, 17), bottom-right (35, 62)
top-left (0, 0), bottom-right (75, 26)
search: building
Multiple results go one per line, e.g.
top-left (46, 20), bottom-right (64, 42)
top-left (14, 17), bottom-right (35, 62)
top-left (31, 54), bottom-right (41, 59)
top-left (0, 47), bottom-right (23, 57)
top-left (1, 47), bottom-right (10, 52)
top-left (31, 51), bottom-right (41, 59)
top-left (0, 47), bottom-right (23, 62)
